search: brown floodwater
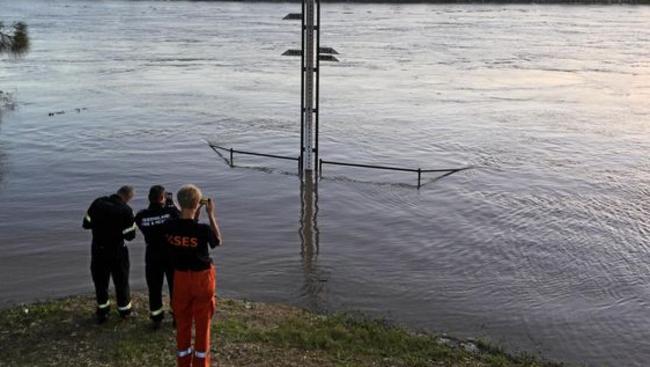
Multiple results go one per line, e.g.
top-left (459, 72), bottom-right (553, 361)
top-left (1, 1), bottom-right (649, 366)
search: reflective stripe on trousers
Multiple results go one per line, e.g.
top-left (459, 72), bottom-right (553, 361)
top-left (173, 266), bottom-right (216, 367)
top-left (194, 351), bottom-right (207, 359)
top-left (176, 347), bottom-right (193, 358)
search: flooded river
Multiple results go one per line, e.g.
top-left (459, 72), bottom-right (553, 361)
top-left (1, 1), bottom-right (649, 366)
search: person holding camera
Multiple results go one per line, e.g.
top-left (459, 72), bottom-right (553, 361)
top-left (82, 185), bottom-right (137, 323)
top-left (163, 184), bottom-right (222, 367)
top-left (135, 185), bottom-right (180, 328)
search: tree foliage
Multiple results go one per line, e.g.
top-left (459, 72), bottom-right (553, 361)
top-left (0, 22), bottom-right (30, 56)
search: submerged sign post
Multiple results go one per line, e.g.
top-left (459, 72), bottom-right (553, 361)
top-left (210, 4), bottom-right (468, 188)
top-left (284, 0), bottom-right (339, 182)
top-left (303, 0), bottom-right (316, 179)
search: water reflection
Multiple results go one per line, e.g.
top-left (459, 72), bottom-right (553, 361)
top-left (299, 177), bottom-right (326, 311)
top-left (0, 115), bottom-right (7, 189)
top-left (0, 147), bottom-right (6, 189)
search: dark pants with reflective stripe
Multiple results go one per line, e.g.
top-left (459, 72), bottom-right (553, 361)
top-left (145, 247), bottom-right (173, 319)
top-left (91, 246), bottom-right (131, 315)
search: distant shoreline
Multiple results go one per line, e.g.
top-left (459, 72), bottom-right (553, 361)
top-left (180, 0), bottom-right (649, 4)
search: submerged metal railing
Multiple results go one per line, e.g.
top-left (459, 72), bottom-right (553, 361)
top-left (209, 142), bottom-right (469, 188)
top-left (210, 143), bottom-right (300, 166)
top-left (210, 142), bottom-right (300, 167)
top-left (319, 159), bottom-right (468, 188)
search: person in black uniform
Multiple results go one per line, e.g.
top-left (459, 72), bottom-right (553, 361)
top-left (135, 185), bottom-right (180, 327)
top-left (82, 185), bottom-right (136, 323)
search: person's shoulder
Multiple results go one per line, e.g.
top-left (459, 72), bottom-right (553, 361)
top-left (184, 220), bottom-right (208, 234)
top-left (136, 207), bottom-right (154, 221)
top-left (143, 206), bottom-right (163, 216)
top-left (91, 196), bottom-right (107, 206)
top-left (165, 206), bottom-right (180, 216)
top-left (197, 222), bottom-right (212, 234)
top-left (192, 220), bottom-right (208, 228)
top-left (113, 201), bottom-right (133, 220)
top-left (165, 218), bottom-right (189, 235)
top-left (90, 196), bottom-right (110, 211)
top-left (163, 218), bottom-right (182, 229)
top-left (123, 204), bottom-right (134, 215)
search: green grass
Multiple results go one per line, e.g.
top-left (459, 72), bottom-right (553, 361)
top-left (0, 293), bottom-right (566, 367)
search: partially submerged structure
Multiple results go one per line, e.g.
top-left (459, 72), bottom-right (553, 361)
top-left (210, 0), bottom-right (469, 188)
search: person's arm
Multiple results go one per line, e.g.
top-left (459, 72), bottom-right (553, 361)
top-left (205, 198), bottom-right (222, 248)
top-left (164, 194), bottom-right (177, 210)
top-left (134, 211), bottom-right (143, 231)
top-left (82, 201), bottom-right (95, 229)
top-left (193, 203), bottom-right (202, 222)
top-left (122, 209), bottom-right (137, 241)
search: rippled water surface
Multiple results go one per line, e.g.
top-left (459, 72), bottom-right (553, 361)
top-left (1, 1), bottom-right (650, 365)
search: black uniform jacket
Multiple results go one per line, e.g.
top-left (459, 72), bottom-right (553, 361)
top-left (83, 194), bottom-right (136, 254)
top-left (135, 203), bottom-right (180, 250)
top-left (163, 219), bottom-right (220, 272)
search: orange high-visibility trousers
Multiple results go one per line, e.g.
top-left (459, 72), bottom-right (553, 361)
top-left (172, 266), bottom-right (216, 367)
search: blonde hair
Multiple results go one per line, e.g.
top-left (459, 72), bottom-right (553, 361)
top-left (177, 184), bottom-right (202, 209)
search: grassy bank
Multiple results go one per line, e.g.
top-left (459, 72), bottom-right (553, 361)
top-left (0, 293), bottom-right (564, 367)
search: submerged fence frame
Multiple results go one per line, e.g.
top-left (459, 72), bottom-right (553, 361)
top-left (209, 142), bottom-right (468, 188)
top-left (209, 143), bottom-right (301, 170)
top-left (319, 159), bottom-right (468, 188)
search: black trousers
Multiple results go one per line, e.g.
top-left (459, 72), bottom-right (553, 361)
top-left (145, 247), bottom-right (173, 319)
top-left (90, 246), bottom-right (131, 316)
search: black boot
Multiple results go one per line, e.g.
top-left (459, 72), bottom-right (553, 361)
top-left (96, 306), bottom-right (110, 324)
top-left (151, 310), bottom-right (164, 330)
top-left (118, 302), bottom-right (133, 319)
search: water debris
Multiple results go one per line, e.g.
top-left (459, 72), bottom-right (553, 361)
top-left (0, 90), bottom-right (17, 112)
top-left (48, 107), bottom-right (87, 117)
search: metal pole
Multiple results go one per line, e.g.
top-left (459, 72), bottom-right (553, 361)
top-left (302, 0), bottom-right (315, 179)
top-left (230, 148), bottom-right (234, 167)
top-left (417, 168), bottom-right (421, 189)
top-left (314, 0), bottom-right (320, 177)
top-left (300, 0), bottom-right (305, 177)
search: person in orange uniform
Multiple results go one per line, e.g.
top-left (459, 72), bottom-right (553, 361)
top-left (163, 184), bottom-right (222, 367)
